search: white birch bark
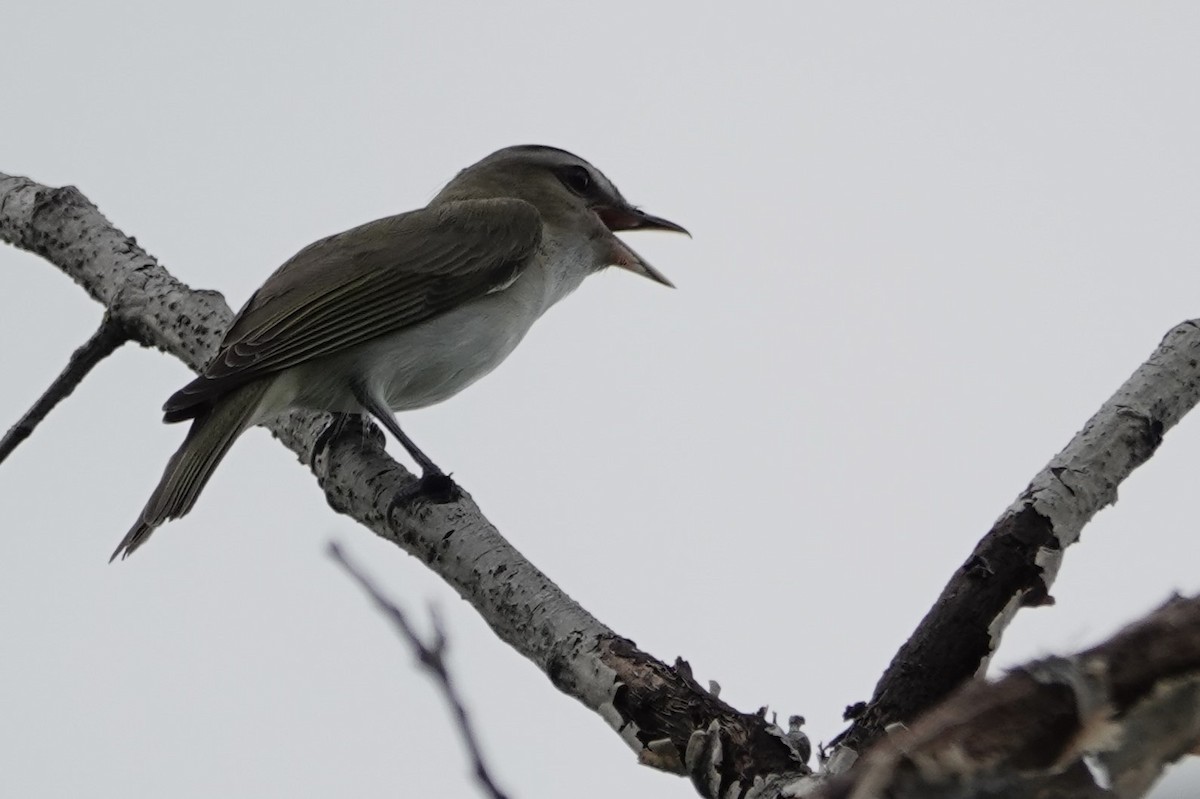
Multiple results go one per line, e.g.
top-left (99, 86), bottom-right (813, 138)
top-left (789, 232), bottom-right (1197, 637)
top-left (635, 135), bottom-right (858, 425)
top-left (6, 171), bottom-right (1199, 799)
top-left (0, 172), bottom-right (808, 798)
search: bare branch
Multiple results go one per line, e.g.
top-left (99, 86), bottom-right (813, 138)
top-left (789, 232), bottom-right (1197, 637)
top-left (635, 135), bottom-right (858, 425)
top-left (806, 593), bottom-right (1200, 799)
top-left (8, 169), bottom-right (1200, 799)
top-left (831, 321), bottom-right (1200, 760)
top-left (1, 172), bottom-right (808, 798)
top-left (0, 313), bottom-right (128, 465)
top-left (328, 541), bottom-right (511, 799)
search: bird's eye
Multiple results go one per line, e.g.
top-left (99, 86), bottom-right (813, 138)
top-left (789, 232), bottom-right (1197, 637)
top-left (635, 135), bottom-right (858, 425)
top-left (557, 166), bottom-right (592, 196)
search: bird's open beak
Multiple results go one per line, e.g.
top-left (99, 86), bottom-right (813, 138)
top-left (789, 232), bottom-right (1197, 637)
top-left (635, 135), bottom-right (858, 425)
top-left (598, 206), bottom-right (690, 236)
top-left (596, 206), bottom-right (689, 288)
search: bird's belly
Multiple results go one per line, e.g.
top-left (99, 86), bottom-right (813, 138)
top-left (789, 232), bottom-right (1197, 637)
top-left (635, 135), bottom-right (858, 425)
top-left (346, 288), bottom-right (540, 412)
top-left (370, 313), bottom-right (526, 409)
top-left (262, 262), bottom-right (555, 419)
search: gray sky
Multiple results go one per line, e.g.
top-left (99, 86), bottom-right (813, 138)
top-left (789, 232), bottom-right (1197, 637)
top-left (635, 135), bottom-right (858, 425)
top-left (3, 2), bottom-right (1200, 796)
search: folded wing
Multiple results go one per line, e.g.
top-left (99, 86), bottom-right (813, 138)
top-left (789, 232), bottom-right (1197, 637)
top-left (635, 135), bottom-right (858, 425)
top-left (163, 198), bottom-right (542, 422)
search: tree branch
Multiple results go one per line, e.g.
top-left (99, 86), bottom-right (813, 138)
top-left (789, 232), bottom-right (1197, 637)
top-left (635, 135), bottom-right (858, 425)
top-left (13, 170), bottom-right (1195, 798)
top-left (0, 172), bottom-right (808, 798)
top-left (328, 541), bottom-right (511, 799)
top-left (808, 593), bottom-right (1200, 799)
top-left (830, 320), bottom-right (1200, 762)
top-left (0, 312), bottom-right (128, 464)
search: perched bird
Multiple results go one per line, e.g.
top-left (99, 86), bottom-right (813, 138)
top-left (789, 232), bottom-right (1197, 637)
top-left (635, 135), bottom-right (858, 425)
top-left (113, 145), bottom-right (687, 560)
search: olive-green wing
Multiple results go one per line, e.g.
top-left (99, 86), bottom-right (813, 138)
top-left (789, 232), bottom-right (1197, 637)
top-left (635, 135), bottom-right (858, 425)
top-left (163, 198), bottom-right (542, 421)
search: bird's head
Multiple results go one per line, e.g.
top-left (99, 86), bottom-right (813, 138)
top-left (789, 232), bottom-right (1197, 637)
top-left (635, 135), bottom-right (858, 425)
top-left (435, 144), bottom-right (688, 287)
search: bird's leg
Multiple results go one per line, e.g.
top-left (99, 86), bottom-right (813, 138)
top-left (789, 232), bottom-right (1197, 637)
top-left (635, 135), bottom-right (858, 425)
top-left (351, 387), bottom-right (462, 508)
top-left (378, 414), bottom-right (463, 508)
top-left (310, 411), bottom-right (370, 467)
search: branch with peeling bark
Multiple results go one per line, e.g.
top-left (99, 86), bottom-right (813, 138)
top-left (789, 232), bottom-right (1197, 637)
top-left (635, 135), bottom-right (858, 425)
top-left (5, 170), bottom-right (1200, 798)
top-left (827, 320), bottom-right (1200, 765)
top-left (808, 593), bottom-right (1200, 799)
top-left (0, 173), bottom-right (809, 797)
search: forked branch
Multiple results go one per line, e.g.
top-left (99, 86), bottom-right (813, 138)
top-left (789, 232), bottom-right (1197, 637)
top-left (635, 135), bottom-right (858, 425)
top-left (329, 541), bottom-right (511, 799)
top-left (6, 171), bottom-right (1198, 798)
top-left (830, 320), bottom-right (1200, 764)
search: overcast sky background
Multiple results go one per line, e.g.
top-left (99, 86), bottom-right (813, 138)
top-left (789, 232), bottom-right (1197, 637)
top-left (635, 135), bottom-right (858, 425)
top-left (3, 3), bottom-right (1200, 797)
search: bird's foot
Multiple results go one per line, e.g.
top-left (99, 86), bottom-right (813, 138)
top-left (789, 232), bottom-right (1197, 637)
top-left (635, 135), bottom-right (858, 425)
top-left (417, 471), bottom-right (462, 504)
top-left (386, 470), bottom-right (463, 519)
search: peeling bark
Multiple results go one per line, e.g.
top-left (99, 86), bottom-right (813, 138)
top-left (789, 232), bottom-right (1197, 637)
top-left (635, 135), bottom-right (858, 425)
top-left (831, 321), bottom-right (1200, 759)
top-left (803, 595), bottom-right (1200, 799)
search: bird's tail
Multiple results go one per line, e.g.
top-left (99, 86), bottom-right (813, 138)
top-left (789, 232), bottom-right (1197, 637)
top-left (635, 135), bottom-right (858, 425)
top-left (111, 382), bottom-right (270, 561)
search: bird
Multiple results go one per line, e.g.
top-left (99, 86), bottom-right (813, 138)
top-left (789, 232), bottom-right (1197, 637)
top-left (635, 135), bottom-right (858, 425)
top-left (112, 144), bottom-right (687, 560)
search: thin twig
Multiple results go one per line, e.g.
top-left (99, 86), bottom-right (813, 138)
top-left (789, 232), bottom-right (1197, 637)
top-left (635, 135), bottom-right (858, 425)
top-left (327, 541), bottom-right (511, 799)
top-left (0, 312), bottom-right (128, 465)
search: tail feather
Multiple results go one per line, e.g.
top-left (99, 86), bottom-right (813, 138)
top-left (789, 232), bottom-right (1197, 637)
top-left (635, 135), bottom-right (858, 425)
top-left (112, 382), bottom-right (269, 561)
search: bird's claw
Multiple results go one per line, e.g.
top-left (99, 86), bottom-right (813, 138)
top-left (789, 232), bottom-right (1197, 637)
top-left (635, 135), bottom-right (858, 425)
top-left (417, 472), bottom-right (462, 504)
top-left (386, 471), bottom-right (462, 520)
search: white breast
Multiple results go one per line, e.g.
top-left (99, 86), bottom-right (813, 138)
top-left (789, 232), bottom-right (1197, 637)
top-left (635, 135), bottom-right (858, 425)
top-left (369, 267), bottom-right (548, 410)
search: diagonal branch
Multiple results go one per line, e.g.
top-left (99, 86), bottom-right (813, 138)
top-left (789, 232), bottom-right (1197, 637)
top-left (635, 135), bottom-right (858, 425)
top-left (0, 172), bottom-right (808, 798)
top-left (0, 312), bottom-right (129, 465)
top-left (829, 321), bottom-right (1200, 762)
top-left (329, 541), bottom-right (512, 799)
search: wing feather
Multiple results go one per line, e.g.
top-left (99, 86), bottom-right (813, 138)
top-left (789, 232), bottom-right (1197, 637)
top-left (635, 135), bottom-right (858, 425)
top-left (163, 198), bottom-right (541, 421)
